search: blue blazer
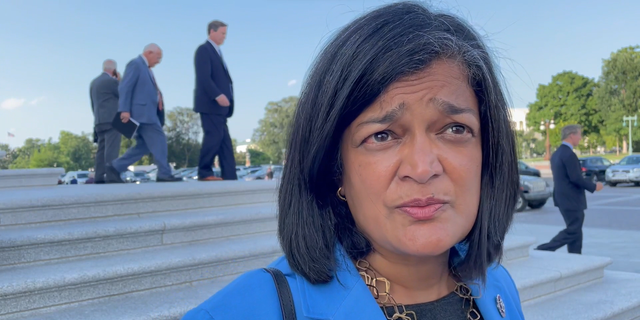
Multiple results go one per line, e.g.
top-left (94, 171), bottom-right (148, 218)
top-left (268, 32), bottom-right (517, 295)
top-left (193, 41), bottom-right (234, 117)
top-left (551, 143), bottom-right (596, 210)
top-left (182, 245), bottom-right (525, 320)
top-left (118, 56), bottom-right (160, 124)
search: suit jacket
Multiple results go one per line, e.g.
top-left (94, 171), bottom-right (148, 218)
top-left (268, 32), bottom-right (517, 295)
top-left (551, 144), bottom-right (597, 210)
top-left (193, 41), bottom-right (234, 117)
top-left (118, 56), bottom-right (161, 124)
top-left (90, 73), bottom-right (119, 126)
top-left (182, 245), bottom-right (525, 320)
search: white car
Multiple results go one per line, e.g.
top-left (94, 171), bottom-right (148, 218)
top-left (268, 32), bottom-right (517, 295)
top-left (605, 155), bottom-right (640, 187)
top-left (63, 171), bottom-right (90, 184)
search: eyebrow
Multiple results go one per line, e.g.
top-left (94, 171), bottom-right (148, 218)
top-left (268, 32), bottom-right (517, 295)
top-left (357, 102), bottom-right (406, 127)
top-left (430, 97), bottom-right (479, 118)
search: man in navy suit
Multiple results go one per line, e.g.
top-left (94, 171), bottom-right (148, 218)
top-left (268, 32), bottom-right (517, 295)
top-left (194, 20), bottom-right (237, 181)
top-left (107, 43), bottom-right (181, 183)
top-left (536, 124), bottom-right (603, 254)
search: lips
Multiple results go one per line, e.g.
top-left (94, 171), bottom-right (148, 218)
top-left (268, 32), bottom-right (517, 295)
top-left (397, 198), bottom-right (448, 221)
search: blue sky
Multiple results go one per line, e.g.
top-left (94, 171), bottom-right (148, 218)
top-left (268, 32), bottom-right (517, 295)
top-left (1, 0), bottom-right (638, 147)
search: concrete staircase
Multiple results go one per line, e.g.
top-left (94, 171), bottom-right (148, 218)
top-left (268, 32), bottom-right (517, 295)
top-left (0, 168), bottom-right (64, 189)
top-left (0, 180), bottom-right (639, 319)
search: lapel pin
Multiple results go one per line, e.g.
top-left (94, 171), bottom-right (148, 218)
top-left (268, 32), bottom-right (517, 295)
top-left (496, 294), bottom-right (506, 318)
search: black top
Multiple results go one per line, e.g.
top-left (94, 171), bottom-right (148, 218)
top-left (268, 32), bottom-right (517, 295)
top-left (380, 291), bottom-right (483, 320)
top-left (551, 144), bottom-right (597, 210)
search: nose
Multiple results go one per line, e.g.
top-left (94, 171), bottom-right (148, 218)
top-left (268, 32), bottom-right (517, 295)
top-left (396, 135), bottom-right (444, 184)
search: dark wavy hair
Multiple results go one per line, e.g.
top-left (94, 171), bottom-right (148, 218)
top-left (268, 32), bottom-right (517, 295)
top-left (278, 1), bottom-right (519, 284)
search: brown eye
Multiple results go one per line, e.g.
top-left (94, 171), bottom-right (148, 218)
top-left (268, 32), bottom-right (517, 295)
top-left (448, 124), bottom-right (468, 135)
top-left (372, 131), bottom-right (391, 142)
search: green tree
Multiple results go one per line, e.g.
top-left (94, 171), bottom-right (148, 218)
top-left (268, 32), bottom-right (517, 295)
top-left (29, 140), bottom-right (71, 169)
top-left (594, 46), bottom-right (640, 152)
top-left (246, 148), bottom-right (272, 166)
top-left (58, 131), bottom-right (95, 171)
top-left (165, 107), bottom-right (202, 168)
top-left (232, 138), bottom-right (246, 165)
top-left (526, 71), bottom-right (600, 153)
top-left (8, 138), bottom-right (45, 169)
top-left (252, 96), bottom-right (297, 163)
top-left (0, 143), bottom-right (12, 169)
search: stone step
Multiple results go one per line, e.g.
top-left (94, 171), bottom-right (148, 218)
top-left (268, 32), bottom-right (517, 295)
top-left (522, 270), bottom-right (640, 320)
top-left (0, 168), bottom-right (64, 189)
top-left (0, 181), bottom-right (278, 226)
top-left (0, 203), bottom-right (277, 267)
top-left (0, 233), bottom-right (281, 317)
top-left (505, 250), bottom-right (612, 302)
top-left (2, 275), bottom-right (237, 320)
top-left (502, 235), bottom-right (536, 262)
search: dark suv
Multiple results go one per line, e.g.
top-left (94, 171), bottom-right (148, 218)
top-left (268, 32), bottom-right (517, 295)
top-left (518, 161), bottom-right (541, 177)
top-left (579, 156), bottom-right (612, 184)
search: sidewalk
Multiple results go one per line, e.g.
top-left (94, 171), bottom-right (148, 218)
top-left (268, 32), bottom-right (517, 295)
top-left (509, 222), bottom-right (640, 274)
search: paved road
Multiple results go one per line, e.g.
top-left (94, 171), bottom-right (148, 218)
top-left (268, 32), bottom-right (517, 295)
top-left (515, 181), bottom-right (640, 230)
top-left (509, 181), bottom-right (640, 273)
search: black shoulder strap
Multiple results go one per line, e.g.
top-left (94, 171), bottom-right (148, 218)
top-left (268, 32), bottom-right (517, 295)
top-left (264, 267), bottom-right (297, 320)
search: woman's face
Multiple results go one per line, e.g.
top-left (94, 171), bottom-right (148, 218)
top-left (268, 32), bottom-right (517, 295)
top-left (340, 60), bottom-right (482, 260)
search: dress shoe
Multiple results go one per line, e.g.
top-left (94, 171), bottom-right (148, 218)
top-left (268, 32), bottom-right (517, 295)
top-left (106, 163), bottom-right (124, 184)
top-left (156, 176), bottom-right (183, 182)
top-left (198, 176), bottom-right (223, 181)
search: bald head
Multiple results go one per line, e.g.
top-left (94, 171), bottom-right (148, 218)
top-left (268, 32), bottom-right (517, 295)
top-left (102, 59), bottom-right (117, 73)
top-left (142, 43), bottom-right (163, 68)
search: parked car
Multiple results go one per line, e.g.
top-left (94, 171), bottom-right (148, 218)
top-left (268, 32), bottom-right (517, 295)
top-left (605, 155), bottom-right (640, 187)
top-left (182, 168), bottom-right (222, 181)
top-left (123, 170), bottom-right (151, 184)
top-left (57, 174), bottom-right (66, 185)
top-left (579, 156), bottom-right (612, 184)
top-left (63, 171), bottom-right (90, 184)
top-left (236, 166), bottom-right (250, 179)
top-left (516, 175), bottom-right (552, 212)
top-left (244, 165), bottom-right (283, 181)
top-left (517, 161), bottom-right (541, 177)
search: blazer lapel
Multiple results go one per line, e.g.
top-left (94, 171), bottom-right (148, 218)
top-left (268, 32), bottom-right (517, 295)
top-left (137, 56), bottom-right (156, 86)
top-left (296, 245), bottom-right (386, 320)
top-left (205, 42), bottom-right (231, 81)
top-left (471, 266), bottom-right (523, 320)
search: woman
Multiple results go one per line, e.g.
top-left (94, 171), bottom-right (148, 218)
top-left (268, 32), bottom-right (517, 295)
top-left (183, 2), bottom-right (523, 319)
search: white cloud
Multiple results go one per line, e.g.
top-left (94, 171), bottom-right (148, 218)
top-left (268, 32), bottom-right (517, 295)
top-left (30, 97), bottom-right (45, 105)
top-left (287, 79), bottom-right (297, 87)
top-left (0, 98), bottom-right (26, 110)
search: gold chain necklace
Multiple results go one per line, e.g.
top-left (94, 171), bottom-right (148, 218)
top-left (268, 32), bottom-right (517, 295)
top-left (356, 259), bottom-right (481, 320)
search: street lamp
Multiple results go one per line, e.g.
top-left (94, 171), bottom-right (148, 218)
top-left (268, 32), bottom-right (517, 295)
top-left (622, 115), bottom-right (638, 155)
top-left (540, 119), bottom-right (555, 161)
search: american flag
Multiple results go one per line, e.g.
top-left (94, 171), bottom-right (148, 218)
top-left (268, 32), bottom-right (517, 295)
top-left (7, 132), bottom-right (14, 138)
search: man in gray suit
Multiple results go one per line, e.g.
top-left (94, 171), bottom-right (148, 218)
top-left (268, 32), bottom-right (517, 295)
top-left (107, 43), bottom-right (181, 183)
top-left (90, 59), bottom-right (122, 184)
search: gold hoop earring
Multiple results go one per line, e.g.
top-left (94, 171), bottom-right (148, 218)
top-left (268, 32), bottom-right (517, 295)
top-left (337, 187), bottom-right (347, 201)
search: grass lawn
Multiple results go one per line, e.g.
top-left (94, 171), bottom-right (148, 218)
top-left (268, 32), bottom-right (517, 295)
top-left (521, 153), bottom-right (639, 164)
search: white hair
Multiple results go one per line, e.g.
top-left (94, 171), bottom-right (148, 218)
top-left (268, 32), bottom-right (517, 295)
top-left (102, 59), bottom-right (117, 72)
top-left (143, 43), bottom-right (161, 53)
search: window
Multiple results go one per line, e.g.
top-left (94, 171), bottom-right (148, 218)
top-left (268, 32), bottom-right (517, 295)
top-left (619, 156), bottom-right (640, 165)
top-left (77, 173), bottom-right (89, 179)
top-left (602, 159), bottom-right (612, 166)
top-left (589, 159), bottom-right (603, 166)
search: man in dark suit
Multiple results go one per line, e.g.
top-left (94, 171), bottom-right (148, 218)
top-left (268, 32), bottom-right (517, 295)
top-left (536, 124), bottom-right (603, 254)
top-left (90, 59), bottom-right (121, 184)
top-left (194, 20), bottom-right (238, 181)
top-left (107, 43), bottom-right (181, 183)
